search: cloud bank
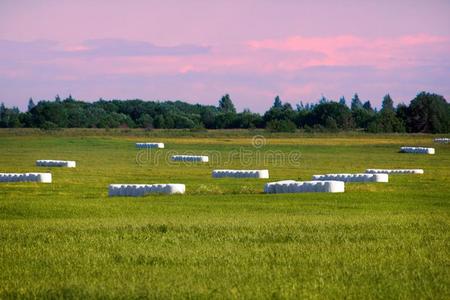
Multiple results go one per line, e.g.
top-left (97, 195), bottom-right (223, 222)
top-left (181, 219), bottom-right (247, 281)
top-left (0, 34), bottom-right (449, 112)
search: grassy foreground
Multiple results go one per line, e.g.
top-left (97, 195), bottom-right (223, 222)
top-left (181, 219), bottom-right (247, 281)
top-left (0, 130), bottom-right (449, 299)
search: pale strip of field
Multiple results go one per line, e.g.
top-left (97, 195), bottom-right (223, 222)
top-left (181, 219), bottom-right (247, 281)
top-left (1, 129), bottom-right (444, 147)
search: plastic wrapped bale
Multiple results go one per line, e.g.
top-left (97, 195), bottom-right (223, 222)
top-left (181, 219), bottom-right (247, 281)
top-left (365, 169), bottom-right (424, 174)
top-left (136, 143), bottom-right (165, 149)
top-left (0, 173), bottom-right (52, 183)
top-left (36, 160), bottom-right (76, 168)
top-left (312, 173), bottom-right (388, 183)
top-left (108, 184), bottom-right (185, 197)
top-left (264, 180), bottom-right (344, 194)
top-left (400, 147), bottom-right (435, 154)
top-left (212, 169), bottom-right (269, 179)
top-left (171, 155), bottom-right (209, 162)
top-left (434, 138), bottom-right (450, 144)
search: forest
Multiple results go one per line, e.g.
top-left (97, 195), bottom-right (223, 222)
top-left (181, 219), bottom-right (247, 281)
top-left (0, 92), bottom-right (448, 133)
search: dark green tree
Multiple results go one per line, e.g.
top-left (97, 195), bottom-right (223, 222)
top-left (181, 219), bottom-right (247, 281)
top-left (273, 96), bottom-right (283, 108)
top-left (307, 101), bottom-right (353, 130)
top-left (368, 94), bottom-right (404, 133)
top-left (351, 96), bottom-right (374, 129)
top-left (0, 105), bottom-right (22, 128)
top-left (407, 92), bottom-right (449, 133)
top-left (27, 98), bottom-right (36, 112)
top-left (263, 97), bottom-right (297, 127)
top-left (363, 101), bottom-right (373, 111)
top-left (67, 106), bottom-right (88, 128)
top-left (266, 119), bottom-right (297, 132)
top-left (153, 115), bottom-right (166, 129)
top-left (381, 94), bottom-right (394, 112)
top-left (200, 108), bottom-right (218, 129)
top-left (396, 103), bottom-right (408, 126)
top-left (136, 113), bottom-right (154, 129)
top-left (218, 94), bottom-right (236, 113)
top-left (351, 93), bottom-right (363, 111)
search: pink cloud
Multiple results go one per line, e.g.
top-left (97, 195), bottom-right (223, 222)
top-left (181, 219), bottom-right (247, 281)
top-left (247, 34), bottom-right (450, 69)
top-left (61, 44), bottom-right (90, 52)
top-left (247, 34), bottom-right (449, 52)
top-left (6, 34), bottom-right (448, 82)
top-left (1, 34), bottom-right (449, 112)
top-left (398, 34), bottom-right (448, 46)
top-left (248, 35), bottom-right (362, 52)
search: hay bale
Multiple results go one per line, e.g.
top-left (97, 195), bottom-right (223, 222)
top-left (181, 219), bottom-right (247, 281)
top-left (365, 169), bottom-right (424, 174)
top-left (400, 147), bottom-right (435, 154)
top-left (171, 155), bottom-right (209, 162)
top-left (312, 173), bottom-right (388, 182)
top-left (136, 143), bottom-right (165, 149)
top-left (36, 160), bottom-right (76, 168)
top-left (434, 138), bottom-right (449, 144)
top-left (108, 183), bottom-right (185, 196)
top-left (0, 173), bottom-right (52, 183)
top-left (212, 169), bottom-right (269, 179)
top-left (264, 180), bottom-right (344, 194)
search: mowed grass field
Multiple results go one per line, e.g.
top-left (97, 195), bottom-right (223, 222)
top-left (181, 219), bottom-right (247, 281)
top-left (0, 130), bottom-right (449, 299)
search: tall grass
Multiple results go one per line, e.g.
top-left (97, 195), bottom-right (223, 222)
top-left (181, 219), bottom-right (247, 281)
top-left (0, 130), bottom-right (449, 299)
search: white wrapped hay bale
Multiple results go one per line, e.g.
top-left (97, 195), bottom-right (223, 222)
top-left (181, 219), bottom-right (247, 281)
top-left (0, 173), bottom-right (52, 183)
top-left (312, 173), bottom-right (388, 183)
top-left (264, 180), bottom-right (344, 194)
top-left (434, 138), bottom-right (449, 143)
top-left (136, 142), bottom-right (164, 149)
top-left (108, 183), bottom-right (185, 196)
top-left (365, 169), bottom-right (424, 174)
top-left (400, 147), bottom-right (435, 154)
top-left (212, 169), bottom-right (269, 179)
top-left (36, 160), bottom-right (76, 168)
top-left (171, 155), bottom-right (209, 162)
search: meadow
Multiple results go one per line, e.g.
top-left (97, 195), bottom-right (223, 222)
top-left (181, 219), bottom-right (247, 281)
top-left (0, 129), bottom-right (449, 299)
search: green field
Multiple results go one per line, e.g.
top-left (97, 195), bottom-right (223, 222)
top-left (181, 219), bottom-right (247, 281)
top-left (0, 130), bottom-right (449, 299)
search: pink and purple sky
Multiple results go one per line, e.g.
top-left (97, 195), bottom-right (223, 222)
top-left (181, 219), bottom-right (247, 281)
top-left (1, 0), bottom-right (449, 112)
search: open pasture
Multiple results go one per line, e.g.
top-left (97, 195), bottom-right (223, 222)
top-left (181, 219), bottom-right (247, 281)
top-left (0, 130), bottom-right (449, 299)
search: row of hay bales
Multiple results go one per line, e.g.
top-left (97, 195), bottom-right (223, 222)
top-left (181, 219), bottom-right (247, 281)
top-left (137, 143), bottom-right (438, 155)
top-left (106, 141), bottom-right (436, 196)
top-left (1, 137), bottom-right (445, 196)
top-left (365, 169), bottom-right (424, 174)
top-left (0, 160), bottom-right (75, 183)
top-left (171, 155), bottom-right (209, 162)
top-left (109, 168), bottom-right (427, 196)
top-left (212, 169), bottom-right (269, 179)
top-left (264, 180), bottom-right (345, 194)
top-left (109, 184), bottom-right (186, 196)
top-left (312, 173), bottom-right (389, 182)
top-left (434, 138), bottom-right (449, 143)
top-left (0, 172), bottom-right (52, 183)
top-left (36, 160), bottom-right (76, 168)
top-left (136, 142), bottom-right (165, 149)
top-left (400, 147), bottom-right (435, 154)
top-left (262, 168), bottom-right (428, 194)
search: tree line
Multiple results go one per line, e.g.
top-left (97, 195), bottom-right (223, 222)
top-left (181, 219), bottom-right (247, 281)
top-left (0, 92), bottom-right (448, 133)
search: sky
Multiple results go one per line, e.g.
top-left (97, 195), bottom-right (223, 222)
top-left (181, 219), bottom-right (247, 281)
top-left (0, 0), bottom-right (449, 112)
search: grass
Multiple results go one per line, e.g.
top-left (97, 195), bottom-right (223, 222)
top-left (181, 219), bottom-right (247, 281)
top-left (0, 129), bottom-right (449, 299)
